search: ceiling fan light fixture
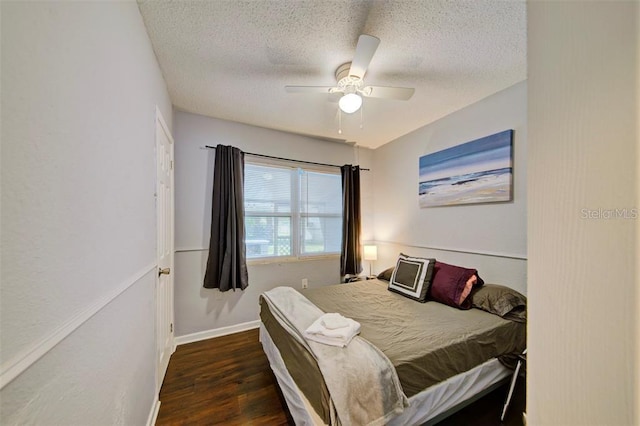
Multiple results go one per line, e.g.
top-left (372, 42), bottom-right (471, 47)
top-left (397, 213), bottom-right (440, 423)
top-left (339, 93), bottom-right (362, 114)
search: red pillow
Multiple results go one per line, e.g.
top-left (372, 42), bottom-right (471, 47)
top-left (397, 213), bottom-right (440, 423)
top-left (429, 261), bottom-right (484, 309)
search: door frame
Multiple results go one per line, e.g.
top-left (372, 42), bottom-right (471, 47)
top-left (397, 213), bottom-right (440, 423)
top-left (155, 106), bottom-right (175, 393)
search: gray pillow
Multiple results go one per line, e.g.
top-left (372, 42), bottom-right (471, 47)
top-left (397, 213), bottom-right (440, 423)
top-left (376, 266), bottom-right (395, 281)
top-left (469, 284), bottom-right (527, 323)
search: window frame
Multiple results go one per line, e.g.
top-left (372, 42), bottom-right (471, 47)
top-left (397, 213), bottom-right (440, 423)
top-left (244, 159), bottom-right (342, 263)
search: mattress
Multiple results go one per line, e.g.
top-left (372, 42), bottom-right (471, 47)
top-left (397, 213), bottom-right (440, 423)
top-left (259, 279), bottom-right (525, 424)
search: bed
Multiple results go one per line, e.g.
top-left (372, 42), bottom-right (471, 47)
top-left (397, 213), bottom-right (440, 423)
top-left (259, 276), bottom-right (526, 425)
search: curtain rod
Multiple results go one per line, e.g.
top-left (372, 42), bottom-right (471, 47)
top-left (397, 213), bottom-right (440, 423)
top-left (204, 145), bottom-right (370, 171)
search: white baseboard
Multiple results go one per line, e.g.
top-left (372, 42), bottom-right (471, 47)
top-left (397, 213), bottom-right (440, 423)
top-left (146, 394), bottom-right (160, 426)
top-left (174, 320), bottom-right (261, 346)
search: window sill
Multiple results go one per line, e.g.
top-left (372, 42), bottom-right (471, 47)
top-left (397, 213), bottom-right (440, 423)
top-left (247, 254), bottom-right (340, 266)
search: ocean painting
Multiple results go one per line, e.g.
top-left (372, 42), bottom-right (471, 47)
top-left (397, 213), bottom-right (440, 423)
top-left (419, 130), bottom-right (513, 207)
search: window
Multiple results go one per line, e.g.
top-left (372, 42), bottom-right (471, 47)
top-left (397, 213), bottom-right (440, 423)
top-left (244, 162), bottom-right (342, 260)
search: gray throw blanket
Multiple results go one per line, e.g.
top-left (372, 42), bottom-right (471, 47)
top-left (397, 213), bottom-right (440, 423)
top-left (262, 286), bottom-right (408, 426)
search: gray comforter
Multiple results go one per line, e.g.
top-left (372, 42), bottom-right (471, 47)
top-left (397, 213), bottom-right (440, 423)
top-left (304, 280), bottom-right (525, 397)
top-left (261, 286), bottom-right (408, 426)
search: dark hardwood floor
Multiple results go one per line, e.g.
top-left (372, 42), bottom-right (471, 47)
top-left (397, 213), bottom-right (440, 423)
top-left (156, 329), bottom-right (525, 425)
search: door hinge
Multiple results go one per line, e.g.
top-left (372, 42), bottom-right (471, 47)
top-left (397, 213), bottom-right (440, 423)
top-left (170, 323), bottom-right (173, 333)
top-left (170, 160), bottom-right (174, 170)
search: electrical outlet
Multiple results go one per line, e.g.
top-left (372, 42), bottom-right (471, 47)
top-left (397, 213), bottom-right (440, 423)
top-left (301, 278), bottom-right (308, 289)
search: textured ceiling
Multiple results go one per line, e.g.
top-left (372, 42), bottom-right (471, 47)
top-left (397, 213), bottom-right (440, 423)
top-left (138, 0), bottom-right (526, 149)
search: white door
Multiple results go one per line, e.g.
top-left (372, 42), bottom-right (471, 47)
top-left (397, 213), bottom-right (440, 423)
top-left (155, 107), bottom-right (175, 392)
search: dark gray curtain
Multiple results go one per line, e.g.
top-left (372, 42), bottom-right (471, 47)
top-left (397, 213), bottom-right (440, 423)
top-left (340, 165), bottom-right (362, 276)
top-left (203, 145), bottom-right (249, 291)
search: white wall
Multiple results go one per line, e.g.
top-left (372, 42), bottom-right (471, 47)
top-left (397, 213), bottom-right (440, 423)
top-left (173, 110), bottom-right (373, 338)
top-left (0, 1), bottom-right (171, 424)
top-left (637, 5), bottom-right (640, 425)
top-left (372, 82), bottom-right (527, 294)
top-left (528, 2), bottom-right (638, 425)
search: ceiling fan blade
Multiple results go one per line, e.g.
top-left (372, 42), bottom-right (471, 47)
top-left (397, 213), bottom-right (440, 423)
top-left (362, 86), bottom-right (415, 101)
top-left (348, 34), bottom-right (380, 80)
top-left (285, 86), bottom-right (335, 94)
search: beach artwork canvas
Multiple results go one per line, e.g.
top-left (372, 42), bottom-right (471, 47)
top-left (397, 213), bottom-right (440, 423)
top-left (419, 130), bottom-right (513, 207)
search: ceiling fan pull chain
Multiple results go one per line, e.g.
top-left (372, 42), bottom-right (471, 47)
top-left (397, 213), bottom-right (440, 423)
top-left (360, 102), bottom-right (364, 129)
top-left (338, 109), bottom-right (342, 134)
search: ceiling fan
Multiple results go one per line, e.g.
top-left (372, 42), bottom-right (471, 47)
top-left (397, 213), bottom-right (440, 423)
top-left (285, 35), bottom-right (415, 114)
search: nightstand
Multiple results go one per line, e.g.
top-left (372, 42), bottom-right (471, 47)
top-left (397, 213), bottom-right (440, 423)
top-left (344, 275), bottom-right (376, 283)
top-left (501, 349), bottom-right (527, 422)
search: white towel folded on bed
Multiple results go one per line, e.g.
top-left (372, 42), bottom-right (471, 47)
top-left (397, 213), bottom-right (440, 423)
top-left (321, 312), bottom-right (350, 329)
top-left (303, 313), bottom-right (361, 347)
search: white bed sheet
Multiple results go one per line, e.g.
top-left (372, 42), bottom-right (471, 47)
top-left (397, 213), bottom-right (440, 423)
top-left (259, 324), bottom-right (510, 425)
